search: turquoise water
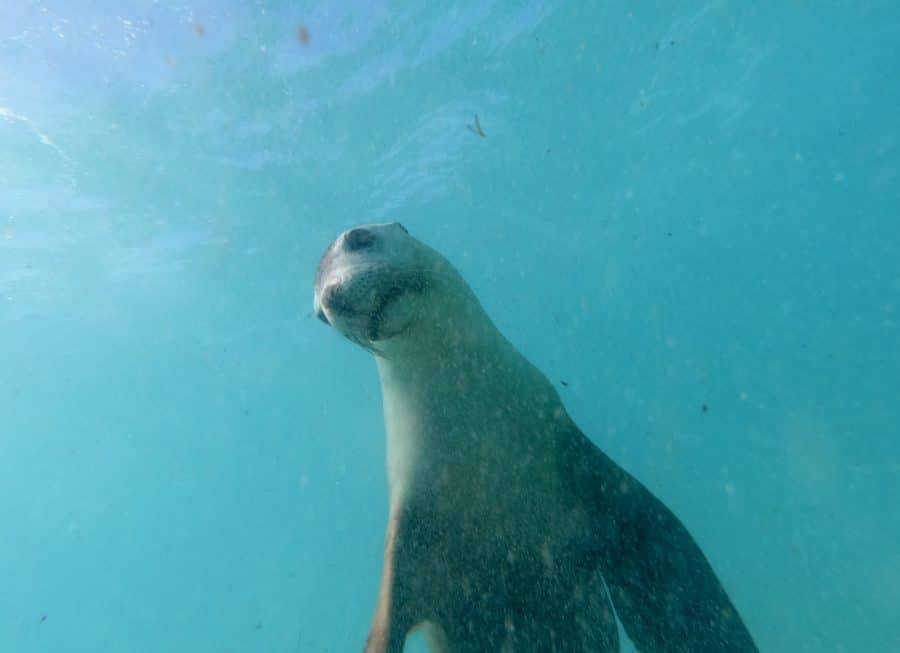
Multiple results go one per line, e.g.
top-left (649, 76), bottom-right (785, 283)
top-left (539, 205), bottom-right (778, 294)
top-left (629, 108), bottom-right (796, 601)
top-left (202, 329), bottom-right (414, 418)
top-left (2, 2), bottom-right (898, 651)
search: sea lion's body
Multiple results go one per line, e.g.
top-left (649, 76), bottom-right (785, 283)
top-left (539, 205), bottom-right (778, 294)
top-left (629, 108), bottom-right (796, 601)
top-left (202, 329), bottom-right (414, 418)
top-left (313, 223), bottom-right (758, 652)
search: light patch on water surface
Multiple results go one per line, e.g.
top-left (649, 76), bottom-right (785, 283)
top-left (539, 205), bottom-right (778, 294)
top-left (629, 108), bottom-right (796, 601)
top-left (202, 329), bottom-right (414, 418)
top-left (0, 105), bottom-right (70, 164)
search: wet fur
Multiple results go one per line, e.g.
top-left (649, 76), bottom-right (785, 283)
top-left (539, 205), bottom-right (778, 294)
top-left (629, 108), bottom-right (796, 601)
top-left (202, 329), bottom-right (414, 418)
top-left (314, 223), bottom-right (759, 653)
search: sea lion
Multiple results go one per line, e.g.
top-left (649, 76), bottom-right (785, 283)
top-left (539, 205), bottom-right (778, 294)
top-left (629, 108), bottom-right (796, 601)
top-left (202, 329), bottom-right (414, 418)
top-left (313, 222), bottom-right (758, 652)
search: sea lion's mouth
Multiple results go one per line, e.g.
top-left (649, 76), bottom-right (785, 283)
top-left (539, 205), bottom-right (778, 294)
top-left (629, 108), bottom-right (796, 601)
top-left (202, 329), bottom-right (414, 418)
top-left (319, 270), bottom-right (427, 342)
top-left (366, 274), bottom-right (426, 341)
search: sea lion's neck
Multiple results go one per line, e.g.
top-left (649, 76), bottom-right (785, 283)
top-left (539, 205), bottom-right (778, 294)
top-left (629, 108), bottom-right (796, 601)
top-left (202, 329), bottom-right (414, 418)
top-left (375, 317), bottom-right (565, 503)
top-left (375, 290), bottom-right (517, 398)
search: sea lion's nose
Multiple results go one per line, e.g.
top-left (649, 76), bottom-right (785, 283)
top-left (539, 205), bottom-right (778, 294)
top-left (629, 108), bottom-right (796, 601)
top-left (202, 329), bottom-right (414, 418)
top-left (344, 227), bottom-right (376, 251)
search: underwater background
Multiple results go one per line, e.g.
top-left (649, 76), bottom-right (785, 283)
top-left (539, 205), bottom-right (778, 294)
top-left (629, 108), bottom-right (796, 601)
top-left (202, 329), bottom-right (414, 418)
top-left (2, 2), bottom-right (898, 651)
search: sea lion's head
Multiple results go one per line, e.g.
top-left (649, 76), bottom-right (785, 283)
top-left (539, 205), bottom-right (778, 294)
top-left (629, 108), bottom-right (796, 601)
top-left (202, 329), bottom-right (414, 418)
top-left (313, 222), bottom-right (482, 355)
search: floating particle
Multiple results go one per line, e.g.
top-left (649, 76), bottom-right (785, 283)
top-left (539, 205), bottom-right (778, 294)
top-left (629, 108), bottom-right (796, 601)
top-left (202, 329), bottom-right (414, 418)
top-left (560, 380), bottom-right (569, 387)
top-left (466, 114), bottom-right (486, 138)
top-left (297, 24), bottom-right (310, 45)
top-left (40, 615), bottom-right (47, 623)
top-left (701, 404), bottom-right (709, 414)
top-left (193, 22), bottom-right (205, 37)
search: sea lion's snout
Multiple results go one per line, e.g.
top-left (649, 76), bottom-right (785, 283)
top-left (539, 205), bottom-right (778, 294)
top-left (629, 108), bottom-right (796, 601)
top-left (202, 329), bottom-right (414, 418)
top-left (343, 226), bottom-right (376, 252)
top-left (316, 283), bottom-right (350, 325)
top-left (314, 277), bottom-right (359, 327)
top-left (313, 222), bottom-right (420, 343)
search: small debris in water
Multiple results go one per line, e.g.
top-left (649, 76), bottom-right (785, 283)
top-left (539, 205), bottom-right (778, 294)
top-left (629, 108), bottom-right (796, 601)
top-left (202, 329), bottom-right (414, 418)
top-left (193, 22), bottom-right (205, 37)
top-left (560, 380), bottom-right (570, 387)
top-left (701, 404), bottom-right (709, 414)
top-left (297, 25), bottom-right (311, 45)
top-left (466, 114), bottom-right (487, 138)
top-left (40, 615), bottom-right (47, 623)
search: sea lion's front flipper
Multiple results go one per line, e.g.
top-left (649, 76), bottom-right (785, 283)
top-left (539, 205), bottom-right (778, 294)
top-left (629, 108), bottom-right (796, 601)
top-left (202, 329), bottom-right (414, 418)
top-left (573, 440), bottom-right (759, 652)
top-left (365, 511), bottom-right (414, 653)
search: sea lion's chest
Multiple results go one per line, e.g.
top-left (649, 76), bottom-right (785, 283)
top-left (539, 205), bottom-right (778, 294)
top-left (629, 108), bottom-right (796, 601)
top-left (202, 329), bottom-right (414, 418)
top-left (388, 397), bottom-right (586, 554)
